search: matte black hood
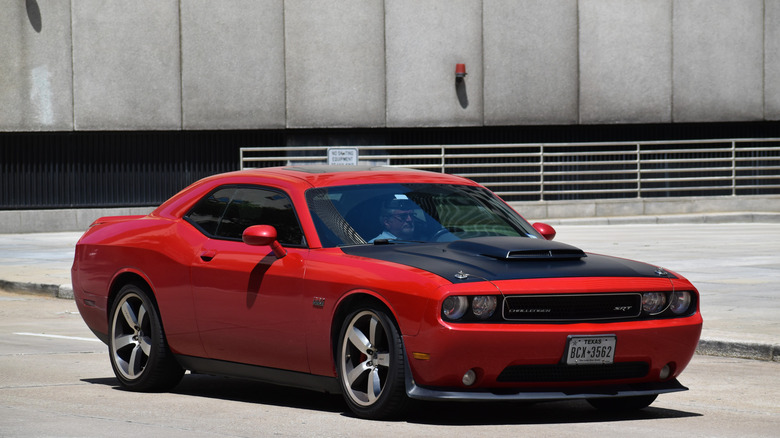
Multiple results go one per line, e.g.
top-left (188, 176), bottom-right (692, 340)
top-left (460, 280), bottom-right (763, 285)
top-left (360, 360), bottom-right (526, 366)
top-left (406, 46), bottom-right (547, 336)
top-left (341, 236), bottom-right (666, 283)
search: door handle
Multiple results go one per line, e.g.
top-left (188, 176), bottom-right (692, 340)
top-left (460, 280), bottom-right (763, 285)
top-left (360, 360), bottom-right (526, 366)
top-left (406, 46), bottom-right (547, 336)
top-left (200, 250), bottom-right (216, 262)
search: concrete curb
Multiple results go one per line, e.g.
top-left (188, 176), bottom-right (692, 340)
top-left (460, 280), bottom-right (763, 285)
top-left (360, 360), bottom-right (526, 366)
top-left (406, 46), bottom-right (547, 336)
top-left (0, 280), bottom-right (73, 300)
top-left (3, 279), bottom-right (776, 363)
top-left (696, 338), bottom-right (780, 363)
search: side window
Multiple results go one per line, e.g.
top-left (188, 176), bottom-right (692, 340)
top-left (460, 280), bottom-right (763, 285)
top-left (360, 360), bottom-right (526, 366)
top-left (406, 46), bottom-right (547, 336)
top-left (186, 185), bottom-right (305, 246)
top-left (186, 187), bottom-right (233, 236)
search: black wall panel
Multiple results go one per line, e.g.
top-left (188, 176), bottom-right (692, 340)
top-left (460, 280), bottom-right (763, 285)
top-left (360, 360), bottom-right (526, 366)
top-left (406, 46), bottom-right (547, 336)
top-left (1, 123), bottom-right (778, 209)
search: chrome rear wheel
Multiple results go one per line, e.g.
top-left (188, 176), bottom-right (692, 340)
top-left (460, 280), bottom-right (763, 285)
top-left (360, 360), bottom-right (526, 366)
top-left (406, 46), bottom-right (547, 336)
top-left (109, 284), bottom-right (183, 391)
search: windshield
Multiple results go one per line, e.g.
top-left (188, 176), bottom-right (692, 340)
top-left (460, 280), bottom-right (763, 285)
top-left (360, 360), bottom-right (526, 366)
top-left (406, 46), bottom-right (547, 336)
top-left (305, 183), bottom-right (542, 247)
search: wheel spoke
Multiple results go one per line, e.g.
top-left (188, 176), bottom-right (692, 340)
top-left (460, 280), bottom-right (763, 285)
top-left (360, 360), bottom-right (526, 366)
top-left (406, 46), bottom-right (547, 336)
top-left (127, 344), bottom-right (145, 378)
top-left (368, 316), bottom-right (379, 347)
top-left (137, 304), bottom-right (147, 328)
top-left (367, 367), bottom-right (382, 403)
top-left (348, 325), bottom-right (371, 354)
top-left (346, 361), bottom-right (370, 387)
top-left (113, 334), bottom-right (136, 351)
top-left (138, 335), bottom-right (152, 356)
top-left (121, 301), bottom-right (138, 327)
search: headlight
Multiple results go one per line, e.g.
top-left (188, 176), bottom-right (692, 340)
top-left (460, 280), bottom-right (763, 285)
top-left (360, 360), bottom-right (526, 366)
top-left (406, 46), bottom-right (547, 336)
top-left (442, 295), bottom-right (499, 321)
top-left (670, 291), bottom-right (692, 315)
top-left (642, 292), bottom-right (667, 315)
top-left (471, 296), bottom-right (497, 319)
top-left (442, 296), bottom-right (468, 320)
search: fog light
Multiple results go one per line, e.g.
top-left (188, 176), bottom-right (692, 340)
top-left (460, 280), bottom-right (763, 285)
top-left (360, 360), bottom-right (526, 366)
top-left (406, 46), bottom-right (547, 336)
top-left (658, 362), bottom-right (677, 380)
top-left (659, 364), bottom-right (672, 380)
top-left (462, 369), bottom-right (477, 386)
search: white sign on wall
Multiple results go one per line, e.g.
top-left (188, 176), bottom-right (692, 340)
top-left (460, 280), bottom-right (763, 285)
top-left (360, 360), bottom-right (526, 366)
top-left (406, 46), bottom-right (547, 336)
top-left (327, 147), bottom-right (359, 166)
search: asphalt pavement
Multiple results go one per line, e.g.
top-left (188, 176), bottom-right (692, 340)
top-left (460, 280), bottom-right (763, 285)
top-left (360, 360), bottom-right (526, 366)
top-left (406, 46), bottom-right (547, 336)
top-left (1, 214), bottom-right (778, 362)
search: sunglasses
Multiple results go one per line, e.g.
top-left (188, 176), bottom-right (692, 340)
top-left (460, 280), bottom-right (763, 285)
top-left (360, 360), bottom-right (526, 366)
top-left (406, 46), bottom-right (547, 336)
top-left (388, 212), bottom-right (414, 221)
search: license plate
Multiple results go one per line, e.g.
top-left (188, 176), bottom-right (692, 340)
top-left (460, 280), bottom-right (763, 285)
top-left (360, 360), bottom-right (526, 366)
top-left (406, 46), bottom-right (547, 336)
top-left (566, 335), bottom-right (616, 365)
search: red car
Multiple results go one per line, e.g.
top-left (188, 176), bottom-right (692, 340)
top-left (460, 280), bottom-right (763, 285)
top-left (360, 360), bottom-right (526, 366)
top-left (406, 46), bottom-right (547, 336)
top-left (72, 166), bottom-right (702, 419)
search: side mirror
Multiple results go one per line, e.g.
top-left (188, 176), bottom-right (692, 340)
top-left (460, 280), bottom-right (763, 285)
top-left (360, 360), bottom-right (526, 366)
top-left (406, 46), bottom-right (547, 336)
top-left (242, 225), bottom-right (287, 258)
top-left (532, 222), bottom-right (557, 241)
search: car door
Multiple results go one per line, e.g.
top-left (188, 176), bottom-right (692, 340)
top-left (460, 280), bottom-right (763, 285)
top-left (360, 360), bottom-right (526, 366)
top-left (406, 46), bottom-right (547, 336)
top-left (186, 185), bottom-right (310, 372)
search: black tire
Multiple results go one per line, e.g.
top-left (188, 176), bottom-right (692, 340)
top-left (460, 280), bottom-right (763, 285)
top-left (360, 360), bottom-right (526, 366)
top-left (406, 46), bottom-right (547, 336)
top-left (586, 394), bottom-right (658, 411)
top-left (336, 307), bottom-right (410, 420)
top-left (108, 283), bottom-right (184, 392)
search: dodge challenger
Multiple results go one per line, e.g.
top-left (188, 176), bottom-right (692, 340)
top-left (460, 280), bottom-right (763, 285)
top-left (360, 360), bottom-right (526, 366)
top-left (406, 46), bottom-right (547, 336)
top-left (71, 166), bottom-right (702, 419)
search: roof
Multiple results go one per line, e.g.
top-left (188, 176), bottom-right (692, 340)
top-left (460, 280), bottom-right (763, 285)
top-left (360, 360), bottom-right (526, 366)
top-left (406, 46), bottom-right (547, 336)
top-left (236, 166), bottom-right (475, 187)
top-left (281, 165), bottom-right (421, 174)
top-left (153, 166), bottom-right (479, 218)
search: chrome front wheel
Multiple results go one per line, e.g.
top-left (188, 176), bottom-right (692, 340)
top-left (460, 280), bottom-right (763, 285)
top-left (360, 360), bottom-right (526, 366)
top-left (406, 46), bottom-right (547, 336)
top-left (337, 307), bottom-right (409, 419)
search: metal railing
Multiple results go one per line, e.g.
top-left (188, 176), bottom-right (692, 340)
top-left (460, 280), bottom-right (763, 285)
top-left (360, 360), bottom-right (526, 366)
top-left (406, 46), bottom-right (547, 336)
top-left (241, 138), bottom-right (780, 202)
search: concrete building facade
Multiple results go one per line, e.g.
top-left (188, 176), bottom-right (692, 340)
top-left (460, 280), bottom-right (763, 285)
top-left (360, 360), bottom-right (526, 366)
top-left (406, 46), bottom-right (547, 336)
top-left (3, 0), bottom-right (779, 132)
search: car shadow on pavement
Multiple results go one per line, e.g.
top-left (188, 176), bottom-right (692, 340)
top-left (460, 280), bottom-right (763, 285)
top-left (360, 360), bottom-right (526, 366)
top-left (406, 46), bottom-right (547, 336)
top-left (82, 374), bottom-right (345, 414)
top-left (83, 374), bottom-right (701, 425)
top-left (403, 399), bottom-right (701, 426)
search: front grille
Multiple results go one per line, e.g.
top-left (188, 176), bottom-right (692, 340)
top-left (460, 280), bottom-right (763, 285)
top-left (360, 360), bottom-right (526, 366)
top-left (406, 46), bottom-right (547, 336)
top-left (497, 362), bottom-right (649, 383)
top-left (502, 293), bottom-right (642, 322)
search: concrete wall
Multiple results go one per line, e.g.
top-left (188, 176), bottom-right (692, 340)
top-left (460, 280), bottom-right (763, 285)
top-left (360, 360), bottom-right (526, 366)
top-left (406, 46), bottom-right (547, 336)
top-left (767, 0), bottom-right (780, 119)
top-left (286, 0), bottom-right (386, 128)
top-left (386, 0), bottom-right (484, 127)
top-left (673, 0), bottom-right (765, 122)
top-left (71, 1), bottom-right (182, 130)
top-left (0, 1), bottom-right (73, 131)
top-left (2, 0), bottom-right (780, 131)
top-left (579, 0), bottom-right (673, 124)
top-left (484, 0), bottom-right (579, 125)
top-left (517, 195), bottom-right (780, 224)
top-left (181, 0), bottom-right (286, 129)
top-left (0, 207), bottom-right (155, 234)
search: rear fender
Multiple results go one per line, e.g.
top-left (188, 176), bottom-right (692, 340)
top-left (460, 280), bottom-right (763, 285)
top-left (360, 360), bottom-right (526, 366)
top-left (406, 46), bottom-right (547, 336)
top-left (89, 215), bottom-right (147, 228)
top-left (107, 268), bottom-right (157, 317)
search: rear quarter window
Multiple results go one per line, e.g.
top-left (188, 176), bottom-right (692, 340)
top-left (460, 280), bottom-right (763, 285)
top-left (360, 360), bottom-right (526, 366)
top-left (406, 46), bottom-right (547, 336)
top-left (186, 185), bottom-right (305, 246)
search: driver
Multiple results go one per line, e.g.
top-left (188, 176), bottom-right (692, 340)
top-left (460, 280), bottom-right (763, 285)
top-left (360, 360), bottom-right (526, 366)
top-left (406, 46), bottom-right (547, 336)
top-left (369, 199), bottom-right (416, 242)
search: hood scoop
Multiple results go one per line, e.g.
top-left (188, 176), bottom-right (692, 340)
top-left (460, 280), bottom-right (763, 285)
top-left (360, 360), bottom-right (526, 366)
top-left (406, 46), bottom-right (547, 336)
top-left (448, 237), bottom-right (586, 261)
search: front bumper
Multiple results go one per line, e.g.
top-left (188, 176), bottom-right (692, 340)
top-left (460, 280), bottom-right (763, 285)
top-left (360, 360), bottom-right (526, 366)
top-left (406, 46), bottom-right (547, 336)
top-left (402, 315), bottom-right (702, 390)
top-left (406, 375), bottom-right (688, 402)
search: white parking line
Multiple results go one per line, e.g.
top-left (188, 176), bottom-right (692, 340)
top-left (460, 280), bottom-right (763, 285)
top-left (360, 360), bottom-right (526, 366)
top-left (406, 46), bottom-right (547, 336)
top-left (14, 332), bottom-right (102, 343)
